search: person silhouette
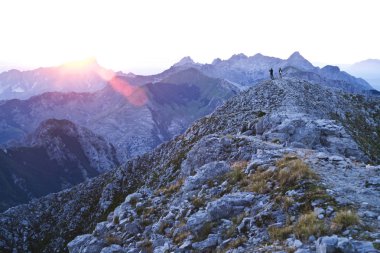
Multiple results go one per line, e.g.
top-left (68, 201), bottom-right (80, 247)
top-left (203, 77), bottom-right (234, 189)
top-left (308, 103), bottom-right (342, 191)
top-left (279, 68), bottom-right (283, 79)
top-left (269, 68), bottom-right (274, 80)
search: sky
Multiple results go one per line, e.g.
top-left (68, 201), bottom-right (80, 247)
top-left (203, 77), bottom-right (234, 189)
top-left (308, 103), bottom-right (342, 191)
top-left (0, 0), bottom-right (379, 74)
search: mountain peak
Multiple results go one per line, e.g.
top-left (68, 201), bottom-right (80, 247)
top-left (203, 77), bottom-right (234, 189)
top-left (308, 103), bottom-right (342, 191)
top-left (287, 51), bottom-right (304, 60)
top-left (252, 53), bottom-right (264, 58)
top-left (228, 53), bottom-right (248, 61)
top-left (286, 51), bottom-right (315, 70)
top-left (27, 119), bottom-right (78, 146)
top-left (212, 58), bottom-right (222, 65)
top-left (173, 56), bottom-right (195, 67)
top-left (321, 65), bottom-right (341, 73)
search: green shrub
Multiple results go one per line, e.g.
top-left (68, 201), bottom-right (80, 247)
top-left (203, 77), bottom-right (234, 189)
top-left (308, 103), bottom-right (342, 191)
top-left (257, 111), bottom-right (266, 117)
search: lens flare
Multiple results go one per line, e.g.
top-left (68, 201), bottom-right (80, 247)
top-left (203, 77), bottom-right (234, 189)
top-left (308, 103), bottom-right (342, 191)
top-left (97, 68), bottom-right (148, 107)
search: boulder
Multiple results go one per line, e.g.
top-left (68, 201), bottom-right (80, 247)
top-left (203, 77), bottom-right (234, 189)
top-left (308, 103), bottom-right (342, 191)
top-left (68, 234), bottom-right (106, 253)
top-left (316, 236), bottom-right (380, 253)
top-left (182, 161), bottom-right (230, 191)
top-left (206, 192), bottom-right (255, 220)
top-left (316, 235), bottom-right (338, 253)
top-left (192, 234), bottom-right (221, 250)
top-left (187, 211), bottom-right (209, 232)
top-left (100, 244), bottom-right (126, 253)
top-left (125, 193), bottom-right (142, 203)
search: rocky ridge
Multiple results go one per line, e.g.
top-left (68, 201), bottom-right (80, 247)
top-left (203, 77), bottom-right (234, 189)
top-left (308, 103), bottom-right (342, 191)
top-left (165, 52), bottom-right (374, 93)
top-left (0, 78), bottom-right (379, 252)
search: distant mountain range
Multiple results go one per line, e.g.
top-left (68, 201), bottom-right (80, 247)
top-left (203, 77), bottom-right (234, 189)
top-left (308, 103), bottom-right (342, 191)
top-left (0, 52), bottom-right (376, 102)
top-left (162, 52), bottom-right (374, 93)
top-left (0, 58), bottom-right (107, 101)
top-left (342, 59), bottom-right (380, 90)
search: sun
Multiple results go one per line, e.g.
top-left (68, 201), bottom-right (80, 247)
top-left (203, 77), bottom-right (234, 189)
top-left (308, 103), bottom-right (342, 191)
top-left (61, 57), bottom-right (98, 70)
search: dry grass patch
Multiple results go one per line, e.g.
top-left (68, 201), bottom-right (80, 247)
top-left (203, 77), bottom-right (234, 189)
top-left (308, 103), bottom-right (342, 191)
top-left (194, 221), bottom-right (216, 242)
top-left (191, 197), bottom-right (206, 209)
top-left (269, 212), bottom-right (329, 242)
top-left (173, 230), bottom-right (191, 245)
top-left (276, 157), bottom-right (318, 188)
top-left (294, 212), bottom-right (328, 240)
top-left (158, 178), bottom-right (184, 196)
top-left (228, 161), bottom-right (248, 183)
top-left (268, 225), bottom-right (293, 241)
top-left (245, 169), bottom-right (274, 194)
top-left (243, 155), bottom-right (318, 195)
top-left (223, 236), bottom-right (248, 251)
top-left (275, 195), bottom-right (295, 211)
top-left (332, 210), bottom-right (360, 231)
top-left (105, 234), bottom-right (123, 245)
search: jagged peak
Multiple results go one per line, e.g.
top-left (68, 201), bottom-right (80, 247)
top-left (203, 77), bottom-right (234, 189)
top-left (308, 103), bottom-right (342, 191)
top-left (32, 119), bottom-right (77, 137)
top-left (287, 51), bottom-right (304, 60)
top-left (321, 65), bottom-right (341, 72)
top-left (173, 56), bottom-right (195, 67)
top-left (286, 51), bottom-right (315, 70)
top-left (212, 58), bottom-right (222, 65)
top-left (252, 53), bottom-right (264, 58)
top-left (228, 53), bottom-right (248, 61)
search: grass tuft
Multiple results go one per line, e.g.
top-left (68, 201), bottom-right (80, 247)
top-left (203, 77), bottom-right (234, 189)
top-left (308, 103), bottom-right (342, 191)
top-left (276, 158), bottom-right (318, 188)
top-left (294, 212), bottom-right (327, 240)
top-left (332, 210), bottom-right (360, 231)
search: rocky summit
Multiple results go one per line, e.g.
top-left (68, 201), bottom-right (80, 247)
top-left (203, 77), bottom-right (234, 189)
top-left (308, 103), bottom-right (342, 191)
top-left (0, 78), bottom-right (379, 253)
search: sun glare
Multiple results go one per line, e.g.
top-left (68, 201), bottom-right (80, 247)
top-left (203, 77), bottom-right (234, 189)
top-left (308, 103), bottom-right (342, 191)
top-left (108, 77), bottom-right (148, 107)
top-left (62, 58), bottom-right (97, 70)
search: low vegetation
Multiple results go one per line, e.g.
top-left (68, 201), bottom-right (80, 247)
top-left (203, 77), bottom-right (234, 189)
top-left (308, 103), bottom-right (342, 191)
top-left (269, 212), bottom-right (327, 242)
top-left (228, 161), bottom-right (248, 184)
top-left (294, 212), bottom-right (327, 240)
top-left (157, 178), bottom-right (184, 196)
top-left (276, 156), bottom-right (319, 188)
top-left (194, 221), bottom-right (216, 242)
top-left (223, 236), bottom-right (248, 252)
top-left (332, 210), bottom-right (360, 231)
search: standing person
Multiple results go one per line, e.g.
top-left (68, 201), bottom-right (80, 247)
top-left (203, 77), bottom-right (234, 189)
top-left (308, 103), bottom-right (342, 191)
top-left (279, 68), bottom-right (283, 79)
top-left (269, 68), bottom-right (274, 80)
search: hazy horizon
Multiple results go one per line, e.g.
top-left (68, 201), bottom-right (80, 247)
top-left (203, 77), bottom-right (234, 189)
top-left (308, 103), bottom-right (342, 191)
top-left (1, 0), bottom-right (379, 75)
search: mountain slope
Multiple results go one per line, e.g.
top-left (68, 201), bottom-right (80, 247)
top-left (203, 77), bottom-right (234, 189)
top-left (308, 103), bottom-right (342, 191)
top-left (0, 119), bottom-right (119, 212)
top-left (0, 78), bottom-right (379, 252)
top-left (0, 69), bottom-right (237, 162)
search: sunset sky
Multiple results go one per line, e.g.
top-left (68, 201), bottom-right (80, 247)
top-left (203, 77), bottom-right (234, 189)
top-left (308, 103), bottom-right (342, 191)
top-left (0, 0), bottom-right (379, 74)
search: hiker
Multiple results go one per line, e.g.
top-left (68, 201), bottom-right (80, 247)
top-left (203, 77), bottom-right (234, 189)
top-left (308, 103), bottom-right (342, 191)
top-left (269, 68), bottom-right (274, 80)
top-left (279, 68), bottom-right (283, 79)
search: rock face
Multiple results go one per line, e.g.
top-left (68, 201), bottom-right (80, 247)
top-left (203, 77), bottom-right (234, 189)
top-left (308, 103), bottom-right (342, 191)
top-left (0, 119), bottom-right (119, 212)
top-left (0, 78), bottom-right (379, 253)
